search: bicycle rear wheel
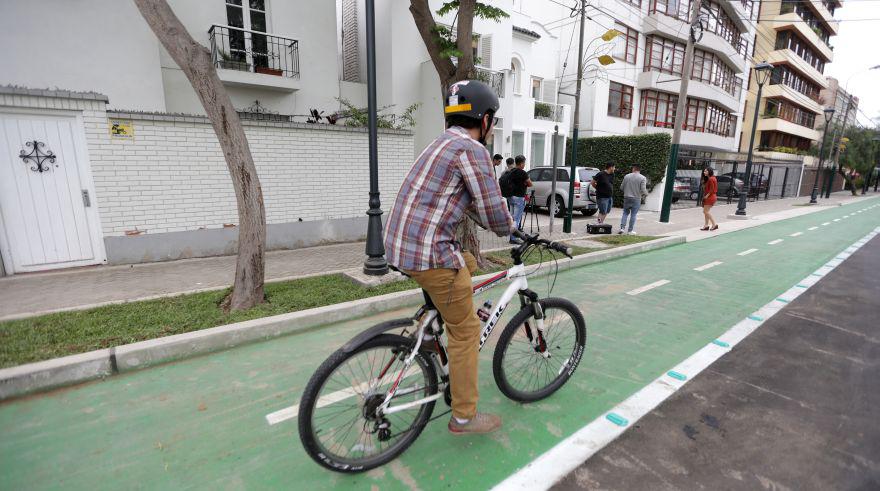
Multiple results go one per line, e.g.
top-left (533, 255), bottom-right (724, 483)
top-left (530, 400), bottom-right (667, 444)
top-left (298, 334), bottom-right (437, 473)
top-left (492, 298), bottom-right (586, 402)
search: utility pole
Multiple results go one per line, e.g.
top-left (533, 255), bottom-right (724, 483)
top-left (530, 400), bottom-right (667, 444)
top-left (659, 0), bottom-right (703, 223)
top-left (563, 0), bottom-right (586, 233)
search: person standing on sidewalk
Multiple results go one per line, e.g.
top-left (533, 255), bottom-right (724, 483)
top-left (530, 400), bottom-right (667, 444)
top-left (508, 155), bottom-right (532, 243)
top-left (385, 80), bottom-right (514, 434)
top-left (498, 157), bottom-right (515, 211)
top-left (701, 167), bottom-right (719, 231)
top-left (591, 163), bottom-right (615, 224)
top-left (492, 153), bottom-right (503, 179)
top-left (618, 164), bottom-right (648, 235)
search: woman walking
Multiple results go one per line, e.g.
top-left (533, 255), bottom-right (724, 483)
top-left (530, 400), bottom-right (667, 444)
top-left (701, 168), bottom-right (718, 231)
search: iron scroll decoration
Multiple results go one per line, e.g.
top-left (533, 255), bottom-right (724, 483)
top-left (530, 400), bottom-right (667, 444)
top-left (19, 140), bottom-right (57, 173)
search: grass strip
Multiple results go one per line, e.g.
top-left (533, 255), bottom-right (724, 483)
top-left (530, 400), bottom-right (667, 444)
top-left (0, 239), bottom-right (655, 368)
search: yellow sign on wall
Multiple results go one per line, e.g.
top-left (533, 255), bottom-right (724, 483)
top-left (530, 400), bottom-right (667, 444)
top-left (109, 119), bottom-right (134, 139)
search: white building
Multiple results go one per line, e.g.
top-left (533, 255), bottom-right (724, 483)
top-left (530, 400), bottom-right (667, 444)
top-left (0, 0), bottom-right (570, 275)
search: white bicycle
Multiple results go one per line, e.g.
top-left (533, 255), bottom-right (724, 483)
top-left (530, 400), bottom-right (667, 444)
top-left (298, 230), bottom-right (587, 472)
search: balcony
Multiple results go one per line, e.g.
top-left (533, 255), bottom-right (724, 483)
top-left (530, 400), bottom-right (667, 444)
top-left (533, 101), bottom-right (564, 122)
top-left (209, 25), bottom-right (300, 91)
top-left (472, 67), bottom-right (505, 99)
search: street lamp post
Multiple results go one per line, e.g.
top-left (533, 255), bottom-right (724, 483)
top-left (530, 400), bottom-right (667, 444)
top-left (873, 137), bottom-right (880, 192)
top-left (810, 107), bottom-right (836, 204)
top-left (735, 62), bottom-right (773, 216)
top-left (362, 0), bottom-right (388, 276)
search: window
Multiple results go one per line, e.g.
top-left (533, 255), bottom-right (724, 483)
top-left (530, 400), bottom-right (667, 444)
top-left (644, 36), bottom-right (685, 75)
top-left (759, 130), bottom-right (812, 151)
top-left (774, 31), bottom-right (826, 73)
top-left (612, 22), bottom-right (638, 64)
top-left (226, 0), bottom-right (269, 68)
top-left (512, 131), bottom-right (525, 157)
top-left (528, 169), bottom-right (548, 181)
top-left (770, 65), bottom-right (821, 101)
top-left (639, 90), bottom-right (678, 128)
top-left (639, 90), bottom-right (735, 137)
top-left (531, 77), bottom-right (543, 99)
top-left (531, 132), bottom-right (546, 165)
top-left (511, 60), bottom-right (522, 94)
top-left (764, 98), bottom-right (817, 128)
top-left (608, 82), bottom-right (634, 119)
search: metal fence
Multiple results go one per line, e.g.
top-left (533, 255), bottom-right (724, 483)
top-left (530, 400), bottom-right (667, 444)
top-left (209, 25), bottom-right (300, 78)
top-left (672, 156), bottom-right (802, 209)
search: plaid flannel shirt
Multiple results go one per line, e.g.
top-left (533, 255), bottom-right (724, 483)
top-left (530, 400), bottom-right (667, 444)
top-left (385, 126), bottom-right (514, 271)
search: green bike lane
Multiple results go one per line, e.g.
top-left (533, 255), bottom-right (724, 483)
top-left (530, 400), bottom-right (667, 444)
top-left (1, 198), bottom-right (877, 490)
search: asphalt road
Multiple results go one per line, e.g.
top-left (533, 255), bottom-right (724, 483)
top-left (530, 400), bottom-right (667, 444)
top-left (555, 232), bottom-right (880, 490)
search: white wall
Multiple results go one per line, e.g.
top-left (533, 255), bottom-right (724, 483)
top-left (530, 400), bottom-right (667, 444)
top-left (0, 0), bottom-right (166, 112)
top-left (88, 114), bottom-right (413, 237)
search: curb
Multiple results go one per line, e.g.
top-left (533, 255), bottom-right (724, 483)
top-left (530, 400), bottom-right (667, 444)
top-left (0, 235), bottom-right (683, 401)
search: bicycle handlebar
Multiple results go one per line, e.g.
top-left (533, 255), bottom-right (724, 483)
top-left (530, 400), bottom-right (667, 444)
top-left (512, 230), bottom-right (573, 258)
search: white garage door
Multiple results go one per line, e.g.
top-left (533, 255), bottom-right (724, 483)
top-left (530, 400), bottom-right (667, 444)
top-left (0, 110), bottom-right (105, 274)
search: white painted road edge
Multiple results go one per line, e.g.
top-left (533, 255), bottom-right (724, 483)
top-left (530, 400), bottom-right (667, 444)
top-left (492, 226), bottom-right (880, 491)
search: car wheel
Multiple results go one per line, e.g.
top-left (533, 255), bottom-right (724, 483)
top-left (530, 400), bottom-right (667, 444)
top-left (672, 196), bottom-right (679, 203)
top-left (689, 191), bottom-right (699, 200)
top-left (553, 195), bottom-right (567, 218)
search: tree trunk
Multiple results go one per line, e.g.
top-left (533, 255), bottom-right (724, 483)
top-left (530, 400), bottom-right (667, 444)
top-left (134, 0), bottom-right (266, 310)
top-left (409, 0), bottom-right (490, 270)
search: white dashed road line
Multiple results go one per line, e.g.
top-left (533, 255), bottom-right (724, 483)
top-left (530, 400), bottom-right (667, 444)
top-left (822, 222), bottom-right (831, 226)
top-left (833, 218), bottom-right (841, 222)
top-left (738, 248), bottom-right (758, 256)
top-left (790, 232), bottom-right (803, 237)
top-left (627, 280), bottom-right (671, 296)
top-left (768, 239), bottom-right (784, 245)
top-left (808, 226), bottom-right (819, 231)
top-left (694, 261), bottom-right (723, 272)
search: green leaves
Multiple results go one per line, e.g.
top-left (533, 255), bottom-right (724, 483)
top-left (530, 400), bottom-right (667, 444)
top-left (436, 1), bottom-right (509, 20)
top-left (566, 133), bottom-right (672, 206)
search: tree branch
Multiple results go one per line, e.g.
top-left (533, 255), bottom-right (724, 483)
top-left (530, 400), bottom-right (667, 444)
top-left (409, 0), bottom-right (456, 84)
top-left (453, 0), bottom-right (476, 81)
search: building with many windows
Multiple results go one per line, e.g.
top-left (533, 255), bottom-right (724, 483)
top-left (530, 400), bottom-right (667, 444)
top-left (740, 0), bottom-right (841, 160)
top-left (534, 0), bottom-right (759, 209)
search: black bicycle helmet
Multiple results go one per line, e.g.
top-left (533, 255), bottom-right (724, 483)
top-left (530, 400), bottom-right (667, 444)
top-left (444, 80), bottom-right (500, 121)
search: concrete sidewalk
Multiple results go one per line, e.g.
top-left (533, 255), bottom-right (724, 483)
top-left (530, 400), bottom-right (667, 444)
top-left (0, 192), bottom-right (875, 320)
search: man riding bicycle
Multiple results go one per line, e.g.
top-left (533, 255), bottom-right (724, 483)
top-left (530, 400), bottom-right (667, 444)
top-left (384, 80), bottom-right (514, 435)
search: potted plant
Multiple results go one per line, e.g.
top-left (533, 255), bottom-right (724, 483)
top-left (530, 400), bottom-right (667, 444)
top-left (255, 65), bottom-right (284, 76)
top-left (217, 50), bottom-right (241, 70)
top-left (534, 102), bottom-right (554, 119)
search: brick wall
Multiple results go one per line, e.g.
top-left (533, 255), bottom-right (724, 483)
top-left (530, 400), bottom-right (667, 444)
top-left (92, 111), bottom-right (414, 237)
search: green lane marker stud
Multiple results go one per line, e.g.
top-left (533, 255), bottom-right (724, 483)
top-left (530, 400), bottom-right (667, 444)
top-left (712, 339), bottom-right (730, 348)
top-left (606, 413), bottom-right (629, 427)
top-left (667, 370), bottom-right (687, 381)
top-left (811, 273), bottom-right (823, 277)
top-left (776, 298), bottom-right (790, 304)
top-left (795, 284), bottom-right (808, 288)
top-left (748, 315), bottom-right (764, 321)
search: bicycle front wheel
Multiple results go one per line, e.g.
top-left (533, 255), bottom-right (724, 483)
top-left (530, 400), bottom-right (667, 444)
top-left (492, 298), bottom-right (586, 402)
top-left (298, 334), bottom-right (438, 473)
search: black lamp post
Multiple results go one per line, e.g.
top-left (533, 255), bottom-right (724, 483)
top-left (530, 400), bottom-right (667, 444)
top-left (810, 107), bottom-right (836, 204)
top-left (736, 62), bottom-right (773, 216)
top-left (873, 136), bottom-right (880, 192)
top-left (362, 0), bottom-right (388, 276)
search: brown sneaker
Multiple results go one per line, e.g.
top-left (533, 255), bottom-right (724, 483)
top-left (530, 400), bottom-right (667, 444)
top-left (448, 412), bottom-right (502, 435)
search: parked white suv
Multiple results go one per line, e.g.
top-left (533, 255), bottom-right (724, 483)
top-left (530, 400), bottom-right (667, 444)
top-left (527, 166), bottom-right (600, 217)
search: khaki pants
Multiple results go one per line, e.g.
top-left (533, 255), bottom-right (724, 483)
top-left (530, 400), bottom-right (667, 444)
top-left (405, 252), bottom-right (480, 420)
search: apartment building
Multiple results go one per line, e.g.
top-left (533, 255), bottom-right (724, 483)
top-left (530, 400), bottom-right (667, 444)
top-left (740, 0), bottom-right (841, 159)
top-left (820, 76), bottom-right (860, 130)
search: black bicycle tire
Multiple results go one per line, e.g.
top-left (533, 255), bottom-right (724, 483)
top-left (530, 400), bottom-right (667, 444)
top-left (298, 334), bottom-right (438, 473)
top-left (492, 298), bottom-right (586, 402)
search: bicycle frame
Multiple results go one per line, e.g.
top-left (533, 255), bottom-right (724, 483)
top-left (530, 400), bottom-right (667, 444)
top-left (380, 262), bottom-right (546, 416)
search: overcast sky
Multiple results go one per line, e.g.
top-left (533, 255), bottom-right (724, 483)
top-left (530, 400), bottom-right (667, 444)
top-left (824, 0), bottom-right (880, 127)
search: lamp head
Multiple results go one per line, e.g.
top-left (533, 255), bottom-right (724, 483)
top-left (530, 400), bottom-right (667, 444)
top-left (754, 62), bottom-right (774, 86)
top-left (602, 29), bottom-right (621, 41)
top-left (823, 107), bottom-right (835, 123)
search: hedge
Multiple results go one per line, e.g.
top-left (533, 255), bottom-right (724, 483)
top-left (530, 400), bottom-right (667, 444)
top-left (566, 133), bottom-right (671, 207)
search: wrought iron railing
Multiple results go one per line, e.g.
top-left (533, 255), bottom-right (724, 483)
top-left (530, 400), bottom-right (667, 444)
top-left (534, 101), bottom-right (564, 122)
top-left (472, 67), bottom-right (505, 98)
top-left (209, 25), bottom-right (300, 78)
